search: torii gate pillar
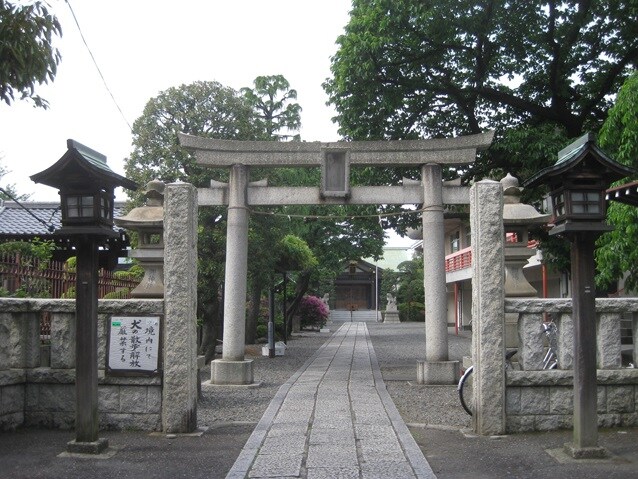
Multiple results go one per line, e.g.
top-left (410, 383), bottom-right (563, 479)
top-left (178, 131), bottom-right (494, 386)
top-left (210, 164), bottom-right (254, 385)
top-left (417, 164), bottom-right (458, 384)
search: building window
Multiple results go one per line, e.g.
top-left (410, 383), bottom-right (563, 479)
top-left (450, 231), bottom-right (460, 253)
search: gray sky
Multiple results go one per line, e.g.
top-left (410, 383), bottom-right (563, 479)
top-left (0, 0), bottom-right (350, 201)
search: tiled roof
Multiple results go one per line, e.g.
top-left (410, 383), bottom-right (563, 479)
top-left (0, 200), bottom-right (127, 238)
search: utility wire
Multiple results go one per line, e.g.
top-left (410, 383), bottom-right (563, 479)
top-left (65, 0), bottom-right (133, 130)
top-left (0, 187), bottom-right (57, 232)
top-left (248, 206), bottom-right (430, 221)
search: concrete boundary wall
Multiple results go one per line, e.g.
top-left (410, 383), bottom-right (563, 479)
top-left (0, 182), bottom-right (199, 434)
top-left (0, 299), bottom-right (164, 431)
top-left (505, 298), bottom-right (638, 433)
top-left (470, 177), bottom-right (638, 434)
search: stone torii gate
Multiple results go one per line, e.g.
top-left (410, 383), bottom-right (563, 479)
top-left (179, 131), bottom-right (494, 385)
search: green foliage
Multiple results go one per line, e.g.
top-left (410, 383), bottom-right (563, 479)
top-left (65, 256), bottom-right (77, 272)
top-left (61, 286), bottom-right (76, 299)
top-left (256, 324), bottom-right (268, 339)
top-left (0, 238), bottom-right (55, 297)
top-left (596, 71), bottom-right (638, 292)
top-left (114, 263), bottom-right (144, 281)
top-left (393, 256), bottom-right (425, 322)
top-left (125, 80), bottom-right (260, 191)
top-left (241, 75), bottom-right (302, 141)
top-left (326, 0), bottom-right (636, 142)
top-left (277, 235), bottom-right (318, 271)
top-left (0, 0), bottom-right (62, 108)
top-left (0, 238), bottom-right (55, 263)
top-left (325, 1), bottom-right (638, 273)
top-left (103, 288), bottom-right (130, 300)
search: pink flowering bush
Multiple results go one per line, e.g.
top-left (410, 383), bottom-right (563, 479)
top-left (298, 295), bottom-right (329, 329)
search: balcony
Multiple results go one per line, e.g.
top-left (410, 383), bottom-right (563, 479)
top-left (445, 246), bottom-right (472, 273)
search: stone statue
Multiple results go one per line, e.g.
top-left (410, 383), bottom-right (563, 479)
top-left (386, 293), bottom-right (397, 311)
top-left (321, 293), bottom-right (330, 309)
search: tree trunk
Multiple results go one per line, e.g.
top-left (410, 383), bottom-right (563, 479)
top-left (245, 279), bottom-right (262, 344)
top-left (198, 290), bottom-right (221, 365)
top-left (286, 270), bottom-right (311, 335)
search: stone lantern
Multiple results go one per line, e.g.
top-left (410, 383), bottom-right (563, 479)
top-left (114, 180), bottom-right (165, 298)
top-left (525, 133), bottom-right (635, 459)
top-left (31, 139), bottom-right (137, 454)
top-left (501, 174), bottom-right (550, 349)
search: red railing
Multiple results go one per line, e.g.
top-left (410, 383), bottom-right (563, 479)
top-left (0, 253), bottom-right (140, 299)
top-left (445, 246), bottom-right (472, 273)
top-left (445, 239), bottom-right (539, 273)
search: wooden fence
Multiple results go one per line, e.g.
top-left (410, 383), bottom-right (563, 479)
top-left (0, 253), bottom-right (140, 300)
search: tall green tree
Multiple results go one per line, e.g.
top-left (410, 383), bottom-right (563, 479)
top-left (324, 0), bottom-right (638, 182)
top-left (241, 75), bottom-right (302, 141)
top-left (0, 0), bottom-right (62, 108)
top-left (125, 80), bottom-right (261, 362)
top-left (595, 71), bottom-right (638, 292)
top-left (239, 75), bottom-right (304, 339)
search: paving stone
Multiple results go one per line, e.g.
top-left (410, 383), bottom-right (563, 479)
top-left (306, 444), bottom-right (357, 468)
top-left (306, 467), bottom-right (360, 479)
top-left (248, 453), bottom-right (303, 478)
top-left (361, 461), bottom-right (417, 479)
top-left (226, 323), bottom-right (433, 478)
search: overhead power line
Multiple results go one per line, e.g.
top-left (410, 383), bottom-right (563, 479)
top-left (0, 186), bottom-right (57, 232)
top-left (65, 0), bottom-right (133, 130)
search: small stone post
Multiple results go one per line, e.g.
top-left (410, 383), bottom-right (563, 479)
top-left (162, 182), bottom-right (198, 433)
top-left (470, 180), bottom-right (506, 435)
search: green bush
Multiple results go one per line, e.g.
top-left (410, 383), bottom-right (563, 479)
top-left (399, 302), bottom-right (425, 322)
top-left (103, 288), bottom-right (130, 299)
top-left (256, 324), bottom-right (268, 339)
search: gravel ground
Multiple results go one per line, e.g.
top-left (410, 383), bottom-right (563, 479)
top-left (367, 322), bottom-right (472, 429)
top-left (198, 331), bottom-right (332, 426)
top-left (197, 322), bottom-right (472, 430)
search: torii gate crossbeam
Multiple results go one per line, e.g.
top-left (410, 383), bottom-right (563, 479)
top-left (179, 131), bottom-right (494, 385)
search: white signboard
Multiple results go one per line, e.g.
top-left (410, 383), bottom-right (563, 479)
top-left (108, 316), bottom-right (160, 374)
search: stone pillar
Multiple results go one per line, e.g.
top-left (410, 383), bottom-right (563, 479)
top-left (417, 163), bottom-right (457, 384)
top-left (470, 180), bottom-right (505, 435)
top-left (517, 313), bottom-right (545, 370)
top-left (211, 164), bottom-right (254, 385)
top-left (163, 182), bottom-right (198, 433)
top-left (556, 313), bottom-right (573, 369)
top-left (597, 313), bottom-right (621, 369)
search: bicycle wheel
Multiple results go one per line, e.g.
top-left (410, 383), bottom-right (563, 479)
top-left (458, 365), bottom-right (474, 416)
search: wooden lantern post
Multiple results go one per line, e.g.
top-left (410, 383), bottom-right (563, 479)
top-left (525, 133), bottom-right (634, 458)
top-left (31, 140), bottom-right (137, 454)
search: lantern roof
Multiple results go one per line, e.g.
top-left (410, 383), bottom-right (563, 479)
top-left (30, 139), bottom-right (138, 191)
top-left (524, 133), bottom-right (635, 188)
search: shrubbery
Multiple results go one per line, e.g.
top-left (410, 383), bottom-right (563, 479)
top-left (297, 295), bottom-right (329, 330)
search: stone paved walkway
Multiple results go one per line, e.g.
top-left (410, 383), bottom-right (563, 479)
top-left (226, 322), bottom-right (437, 479)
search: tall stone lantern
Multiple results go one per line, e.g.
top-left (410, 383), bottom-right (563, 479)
top-left (501, 173), bottom-right (550, 349)
top-left (114, 180), bottom-right (165, 298)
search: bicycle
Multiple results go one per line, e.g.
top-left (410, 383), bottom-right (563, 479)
top-left (458, 320), bottom-right (558, 416)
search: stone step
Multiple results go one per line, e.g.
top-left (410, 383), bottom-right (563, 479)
top-left (329, 309), bottom-right (380, 322)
